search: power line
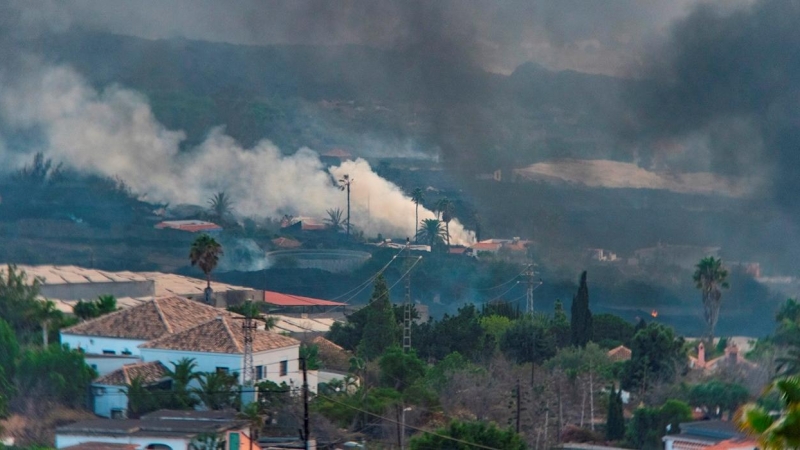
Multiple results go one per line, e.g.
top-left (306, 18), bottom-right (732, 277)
top-left (316, 393), bottom-right (502, 450)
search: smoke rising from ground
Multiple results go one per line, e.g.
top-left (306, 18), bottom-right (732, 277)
top-left (0, 63), bottom-right (474, 244)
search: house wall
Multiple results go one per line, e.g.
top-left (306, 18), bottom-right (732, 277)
top-left (139, 345), bottom-right (304, 390)
top-left (61, 334), bottom-right (147, 356)
top-left (91, 383), bottom-right (128, 418)
top-left (85, 355), bottom-right (142, 377)
top-left (42, 280), bottom-right (155, 301)
top-left (56, 434), bottom-right (187, 450)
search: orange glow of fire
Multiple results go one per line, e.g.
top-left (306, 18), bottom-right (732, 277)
top-left (651, 309), bottom-right (659, 318)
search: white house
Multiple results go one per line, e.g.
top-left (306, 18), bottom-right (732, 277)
top-left (139, 315), bottom-right (310, 390)
top-left (61, 295), bottom-right (307, 418)
top-left (61, 296), bottom-right (240, 376)
top-left (56, 410), bottom-right (251, 450)
top-left (92, 361), bottom-right (169, 419)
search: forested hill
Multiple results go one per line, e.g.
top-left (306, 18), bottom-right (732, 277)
top-left (21, 29), bottom-right (628, 167)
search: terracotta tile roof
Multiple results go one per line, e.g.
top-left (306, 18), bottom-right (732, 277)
top-left (311, 336), bottom-right (351, 372)
top-left (264, 291), bottom-right (346, 307)
top-left (704, 438), bottom-right (758, 450)
top-left (94, 361), bottom-right (168, 386)
top-left (323, 148), bottom-right (352, 158)
top-left (62, 296), bottom-right (233, 340)
top-left (607, 345), bottom-right (632, 362)
top-left (140, 315), bottom-right (299, 354)
top-left (471, 242), bottom-right (502, 251)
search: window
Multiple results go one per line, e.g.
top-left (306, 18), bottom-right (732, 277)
top-left (279, 360), bottom-right (288, 376)
top-left (102, 350), bottom-right (116, 355)
top-left (216, 367), bottom-right (230, 374)
top-left (256, 365), bottom-right (265, 380)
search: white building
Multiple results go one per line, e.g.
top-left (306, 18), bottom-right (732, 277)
top-left (92, 362), bottom-right (169, 419)
top-left (8, 264), bottom-right (259, 311)
top-left (56, 410), bottom-right (250, 450)
top-left (139, 315), bottom-right (307, 389)
top-left (61, 296), bottom-right (237, 375)
top-left (61, 296), bottom-right (306, 418)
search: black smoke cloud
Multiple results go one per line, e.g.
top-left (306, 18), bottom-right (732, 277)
top-left (4, 0), bottom-right (700, 76)
top-left (622, 0), bottom-right (800, 209)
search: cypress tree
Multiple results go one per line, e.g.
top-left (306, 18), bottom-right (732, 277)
top-left (606, 384), bottom-right (625, 441)
top-left (358, 275), bottom-right (400, 360)
top-left (570, 271), bottom-right (593, 347)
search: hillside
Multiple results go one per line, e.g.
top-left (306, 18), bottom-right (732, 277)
top-left (20, 30), bottom-right (626, 169)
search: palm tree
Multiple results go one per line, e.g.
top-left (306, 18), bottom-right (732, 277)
top-left (125, 375), bottom-right (155, 419)
top-left (338, 174), bottom-right (354, 237)
top-left (208, 191), bottom-right (234, 223)
top-left (325, 208), bottom-right (344, 232)
top-left (692, 256), bottom-right (729, 345)
top-left (411, 188), bottom-right (425, 242)
top-left (190, 234), bottom-right (224, 304)
top-left (165, 357), bottom-right (200, 409)
top-left (96, 295), bottom-right (117, 315)
top-left (437, 197), bottom-right (455, 247)
top-left (416, 219), bottom-right (447, 250)
top-left (192, 371), bottom-right (239, 410)
top-left (238, 402), bottom-right (264, 450)
top-left (738, 376), bottom-right (800, 449)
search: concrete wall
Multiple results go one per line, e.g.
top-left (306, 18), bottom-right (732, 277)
top-left (92, 383), bottom-right (128, 418)
top-left (61, 334), bottom-right (147, 356)
top-left (42, 280), bottom-right (155, 301)
top-left (139, 345), bottom-right (304, 389)
top-left (85, 354), bottom-right (142, 377)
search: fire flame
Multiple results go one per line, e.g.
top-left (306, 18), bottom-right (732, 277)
top-left (651, 309), bottom-right (659, 318)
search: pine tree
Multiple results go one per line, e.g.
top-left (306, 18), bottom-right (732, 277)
top-left (358, 275), bottom-right (400, 360)
top-left (570, 271), bottom-right (593, 347)
top-left (606, 384), bottom-right (625, 441)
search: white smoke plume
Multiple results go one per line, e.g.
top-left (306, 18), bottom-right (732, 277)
top-left (0, 63), bottom-right (475, 244)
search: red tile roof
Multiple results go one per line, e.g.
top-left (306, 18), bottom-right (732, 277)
top-left (155, 220), bottom-right (222, 233)
top-left (704, 438), bottom-right (758, 450)
top-left (94, 361), bottom-right (168, 386)
top-left (607, 345), bottom-right (632, 362)
top-left (471, 242), bottom-right (502, 251)
top-left (139, 315), bottom-right (299, 354)
top-left (62, 296), bottom-right (234, 340)
top-left (323, 148), bottom-right (352, 158)
top-left (263, 291), bottom-right (347, 307)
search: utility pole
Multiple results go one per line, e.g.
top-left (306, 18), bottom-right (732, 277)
top-left (301, 357), bottom-right (311, 450)
top-left (515, 378), bottom-right (521, 433)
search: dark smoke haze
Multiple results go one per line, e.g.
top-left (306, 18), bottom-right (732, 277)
top-left (622, 0), bottom-right (800, 213)
top-left (3, 1), bottom-right (707, 76)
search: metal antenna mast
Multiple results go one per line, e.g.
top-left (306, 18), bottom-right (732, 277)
top-left (403, 238), bottom-right (413, 353)
top-left (524, 264), bottom-right (542, 314)
top-left (238, 303), bottom-right (258, 386)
